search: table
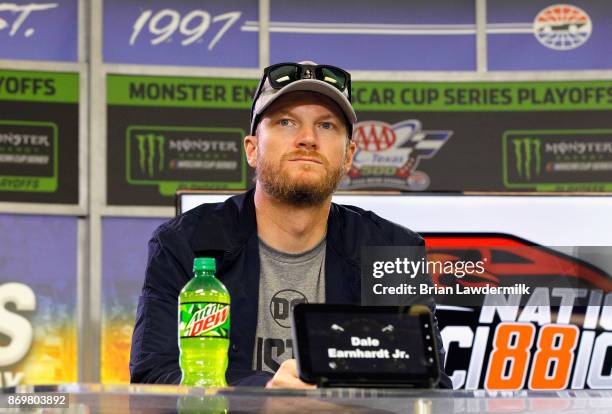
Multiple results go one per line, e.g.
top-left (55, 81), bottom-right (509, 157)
top-left (2, 384), bottom-right (612, 413)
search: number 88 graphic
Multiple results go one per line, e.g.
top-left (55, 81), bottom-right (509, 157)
top-left (485, 323), bottom-right (579, 390)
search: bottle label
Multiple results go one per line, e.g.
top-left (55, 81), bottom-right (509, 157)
top-left (180, 302), bottom-right (230, 338)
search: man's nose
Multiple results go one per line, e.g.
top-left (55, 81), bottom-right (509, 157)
top-left (295, 125), bottom-right (318, 150)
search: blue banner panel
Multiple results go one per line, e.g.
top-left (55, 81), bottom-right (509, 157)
top-left (103, 0), bottom-right (258, 67)
top-left (101, 216), bottom-right (166, 383)
top-left (268, 0), bottom-right (476, 71)
top-left (488, 0), bottom-right (612, 70)
top-left (0, 214), bottom-right (77, 386)
top-left (0, 0), bottom-right (78, 62)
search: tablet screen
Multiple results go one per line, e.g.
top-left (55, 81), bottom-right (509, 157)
top-left (293, 305), bottom-right (439, 386)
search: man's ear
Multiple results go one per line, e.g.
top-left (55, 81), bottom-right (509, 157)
top-left (244, 135), bottom-right (258, 168)
top-left (343, 140), bottom-right (357, 173)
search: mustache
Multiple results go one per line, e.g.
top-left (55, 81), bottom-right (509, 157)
top-left (281, 150), bottom-right (329, 167)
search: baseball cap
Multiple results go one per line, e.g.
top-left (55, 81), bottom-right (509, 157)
top-left (250, 61), bottom-right (357, 137)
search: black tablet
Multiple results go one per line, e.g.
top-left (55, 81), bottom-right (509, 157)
top-left (292, 304), bottom-right (440, 388)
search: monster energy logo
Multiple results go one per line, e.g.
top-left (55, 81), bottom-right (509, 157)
top-left (135, 133), bottom-right (165, 177)
top-left (513, 137), bottom-right (542, 180)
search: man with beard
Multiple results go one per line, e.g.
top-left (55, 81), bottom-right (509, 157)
top-left (129, 62), bottom-right (451, 388)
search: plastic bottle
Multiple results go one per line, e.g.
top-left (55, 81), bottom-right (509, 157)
top-left (179, 257), bottom-right (230, 387)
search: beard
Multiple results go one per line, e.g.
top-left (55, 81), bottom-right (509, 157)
top-left (256, 148), bottom-right (346, 207)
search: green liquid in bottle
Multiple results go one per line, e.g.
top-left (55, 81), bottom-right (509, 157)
top-left (179, 257), bottom-right (230, 387)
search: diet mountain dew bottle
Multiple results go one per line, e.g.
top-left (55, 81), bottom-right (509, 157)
top-left (179, 257), bottom-right (230, 387)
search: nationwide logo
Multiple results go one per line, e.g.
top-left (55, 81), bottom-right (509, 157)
top-left (183, 303), bottom-right (229, 337)
top-left (135, 133), bottom-right (165, 177)
top-left (512, 137), bottom-right (542, 181)
top-left (425, 233), bottom-right (612, 390)
top-left (533, 4), bottom-right (592, 51)
top-left (341, 119), bottom-right (452, 191)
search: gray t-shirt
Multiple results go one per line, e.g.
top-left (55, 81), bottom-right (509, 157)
top-left (252, 237), bottom-right (326, 373)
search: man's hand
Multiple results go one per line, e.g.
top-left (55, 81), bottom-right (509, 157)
top-left (265, 359), bottom-right (316, 389)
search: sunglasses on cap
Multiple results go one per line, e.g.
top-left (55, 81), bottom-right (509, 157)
top-left (259, 62), bottom-right (351, 99)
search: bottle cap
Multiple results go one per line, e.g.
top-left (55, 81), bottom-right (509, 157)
top-left (193, 257), bottom-right (216, 272)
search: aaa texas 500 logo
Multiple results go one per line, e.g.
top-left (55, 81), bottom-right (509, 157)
top-left (340, 119), bottom-right (452, 191)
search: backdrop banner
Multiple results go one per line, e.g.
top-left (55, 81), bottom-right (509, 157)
top-left (0, 0), bottom-right (78, 62)
top-left (106, 74), bottom-right (255, 206)
top-left (102, 0), bottom-right (258, 67)
top-left (346, 80), bottom-right (612, 192)
top-left (101, 217), bottom-right (166, 384)
top-left (269, 0), bottom-right (476, 71)
top-left (487, 1), bottom-right (612, 71)
top-left (0, 214), bottom-right (78, 387)
top-left (0, 70), bottom-right (79, 204)
top-left (108, 77), bottom-right (612, 206)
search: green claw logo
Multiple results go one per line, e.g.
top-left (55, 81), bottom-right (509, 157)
top-left (135, 133), bottom-right (165, 177)
top-left (513, 137), bottom-right (542, 181)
